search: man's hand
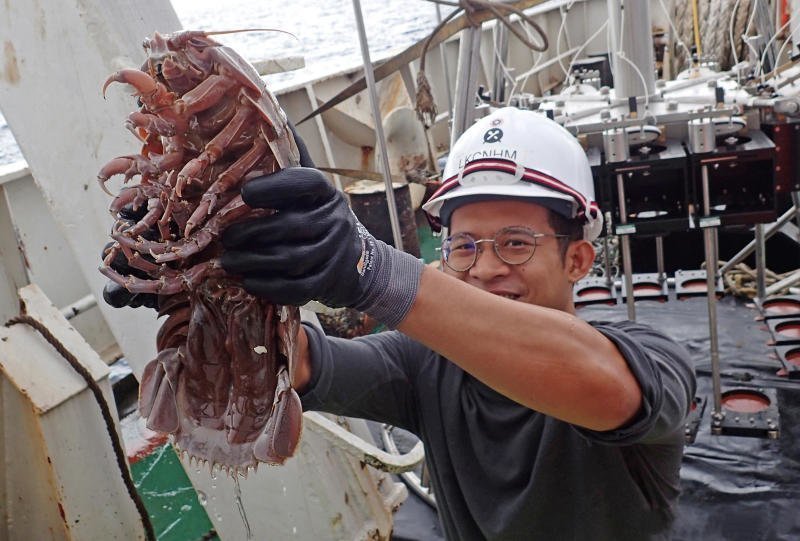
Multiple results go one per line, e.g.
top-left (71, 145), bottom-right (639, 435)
top-left (100, 204), bottom-right (159, 310)
top-left (221, 168), bottom-right (423, 329)
top-left (221, 168), bottom-right (366, 306)
top-left (97, 120), bottom-right (311, 313)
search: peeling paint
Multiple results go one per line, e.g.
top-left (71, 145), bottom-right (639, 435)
top-left (361, 146), bottom-right (374, 170)
top-left (3, 41), bottom-right (20, 85)
top-left (16, 237), bottom-right (31, 269)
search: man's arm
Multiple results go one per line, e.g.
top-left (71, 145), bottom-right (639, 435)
top-left (289, 267), bottom-right (640, 431)
top-left (399, 267), bottom-right (642, 431)
top-left (222, 169), bottom-right (653, 432)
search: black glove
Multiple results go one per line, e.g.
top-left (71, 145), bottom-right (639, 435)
top-left (100, 203), bottom-right (160, 310)
top-left (99, 120), bottom-right (310, 312)
top-left (221, 167), bottom-right (423, 328)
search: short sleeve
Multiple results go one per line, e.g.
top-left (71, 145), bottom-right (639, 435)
top-left (574, 321), bottom-right (696, 445)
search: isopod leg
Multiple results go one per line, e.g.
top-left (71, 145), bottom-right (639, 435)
top-left (253, 367), bottom-right (302, 465)
top-left (139, 348), bottom-right (182, 433)
top-left (184, 138), bottom-right (269, 236)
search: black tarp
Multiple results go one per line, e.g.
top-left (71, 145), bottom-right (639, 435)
top-left (387, 294), bottom-right (800, 540)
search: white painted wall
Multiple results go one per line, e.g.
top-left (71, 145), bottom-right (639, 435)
top-left (0, 0), bottom-right (179, 377)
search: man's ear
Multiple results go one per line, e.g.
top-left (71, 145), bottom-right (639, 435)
top-left (564, 240), bottom-right (595, 283)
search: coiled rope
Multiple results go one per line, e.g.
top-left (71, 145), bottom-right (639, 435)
top-left (718, 261), bottom-right (800, 299)
top-left (670, 0), bottom-right (753, 71)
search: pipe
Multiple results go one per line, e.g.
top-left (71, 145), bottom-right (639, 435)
top-left (491, 23), bottom-right (509, 103)
top-left (616, 173), bottom-right (636, 322)
top-left (755, 223), bottom-right (767, 299)
top-left (352, 0), bottom-right (404, 251)
top-left (656, 236), bottom-right (665, 283)
top-left (435, 3), bottom-right (455, 116)
top-left (606, 0), bottom-right (656, 98)
top-left (700, 164), bottom-right (722, 417)
top-left (450, 26), bottom-right (483, 147)
top-left (61, 294), bottom-right (97, 321)
top-left (719, 204), bottom-right (799, 274)
top-left (766, 268), bottom-right (800, 296)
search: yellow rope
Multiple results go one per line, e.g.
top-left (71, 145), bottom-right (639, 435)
top-left (691, 0), bottom-right (703, 56)
top-left (717, 261), bottom-right (798, 299)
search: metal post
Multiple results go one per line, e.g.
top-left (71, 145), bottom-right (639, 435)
top-left (655, 236), bottom-right (665, 283)
top-left (793, 190), bottom-right (800, 253)
top-left (491, 23), bottom-right (509, 104)
top-left (352, 0), bottom-right (404, 251)
top-left (792, 0), bottom-right (800, 51)
top-left (719, 204), bottom-right (799, 274)
top-left (616, 173), bottom-right (636, 321)
top-left (606, 0), bottom-right (656, 98)
top-left (450, 26), bottom-right (483, 148)
top-left (436, 3), bottom-right (454, 116)
top-left (701, 164), bottom-right (723, 418)
top-left (603, 234), bottom-right (613, 287)
top-left (754, 223), bottom-right (767, 300)
top-left (766, 268), bottom-right (800, 296)
top-left (305, 84), bottom-right (343, 193)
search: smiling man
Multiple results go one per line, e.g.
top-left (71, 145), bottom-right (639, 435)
top-left (109, 107), bottom-right (696, 539)
top-left (217, 108), bottom-right (696, 540)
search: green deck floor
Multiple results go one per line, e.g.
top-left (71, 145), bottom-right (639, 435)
top-left (131, 444), bottom-right (217, 541)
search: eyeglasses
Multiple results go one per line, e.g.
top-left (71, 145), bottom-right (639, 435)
top-left (441, 226), bottom-right (568, 272)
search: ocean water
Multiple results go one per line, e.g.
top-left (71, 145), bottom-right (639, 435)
top-left (0, 0), bottom-right (440, 166)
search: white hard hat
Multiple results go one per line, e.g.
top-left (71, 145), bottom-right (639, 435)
top-left (423, 107), bottom-right (603, 241)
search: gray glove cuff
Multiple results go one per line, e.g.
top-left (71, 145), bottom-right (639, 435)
top-left (353, 237), bottom-right (423, 329)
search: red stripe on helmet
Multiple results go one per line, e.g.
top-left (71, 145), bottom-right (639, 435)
top-left (429, 158), bottom-right (595, 220)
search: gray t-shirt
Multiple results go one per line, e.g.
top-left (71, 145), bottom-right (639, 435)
top-left (301, 320), bottom-right (696, 541)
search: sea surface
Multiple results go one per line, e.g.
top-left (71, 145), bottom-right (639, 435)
top-left (0, 0), bottom-right (441, 166)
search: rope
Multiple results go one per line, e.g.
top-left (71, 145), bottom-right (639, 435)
top-left (717, 261), bottom-right (799, 298)
top-left (692, 0), bottom-right (703, 55)
top-left (415, 0), bottom-right (549, 126)
top-left (673, 0), bottom-right (694, 70)
top-left (736, 0), bottom-right (758, 65)
top-left (702, 0), bottom-right (722, 62)
top-left (658, 0), bottom-right (692, 79)
top-left (5, 315), bottom-right (156, 541)
top-left (671, 0), bottom-right (754, 71)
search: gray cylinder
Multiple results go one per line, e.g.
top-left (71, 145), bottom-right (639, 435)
top-left (606, 0), bottom-right (656, 98)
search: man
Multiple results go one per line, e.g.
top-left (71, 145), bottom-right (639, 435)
top-left (108, 107), bottom-right (696, 540)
